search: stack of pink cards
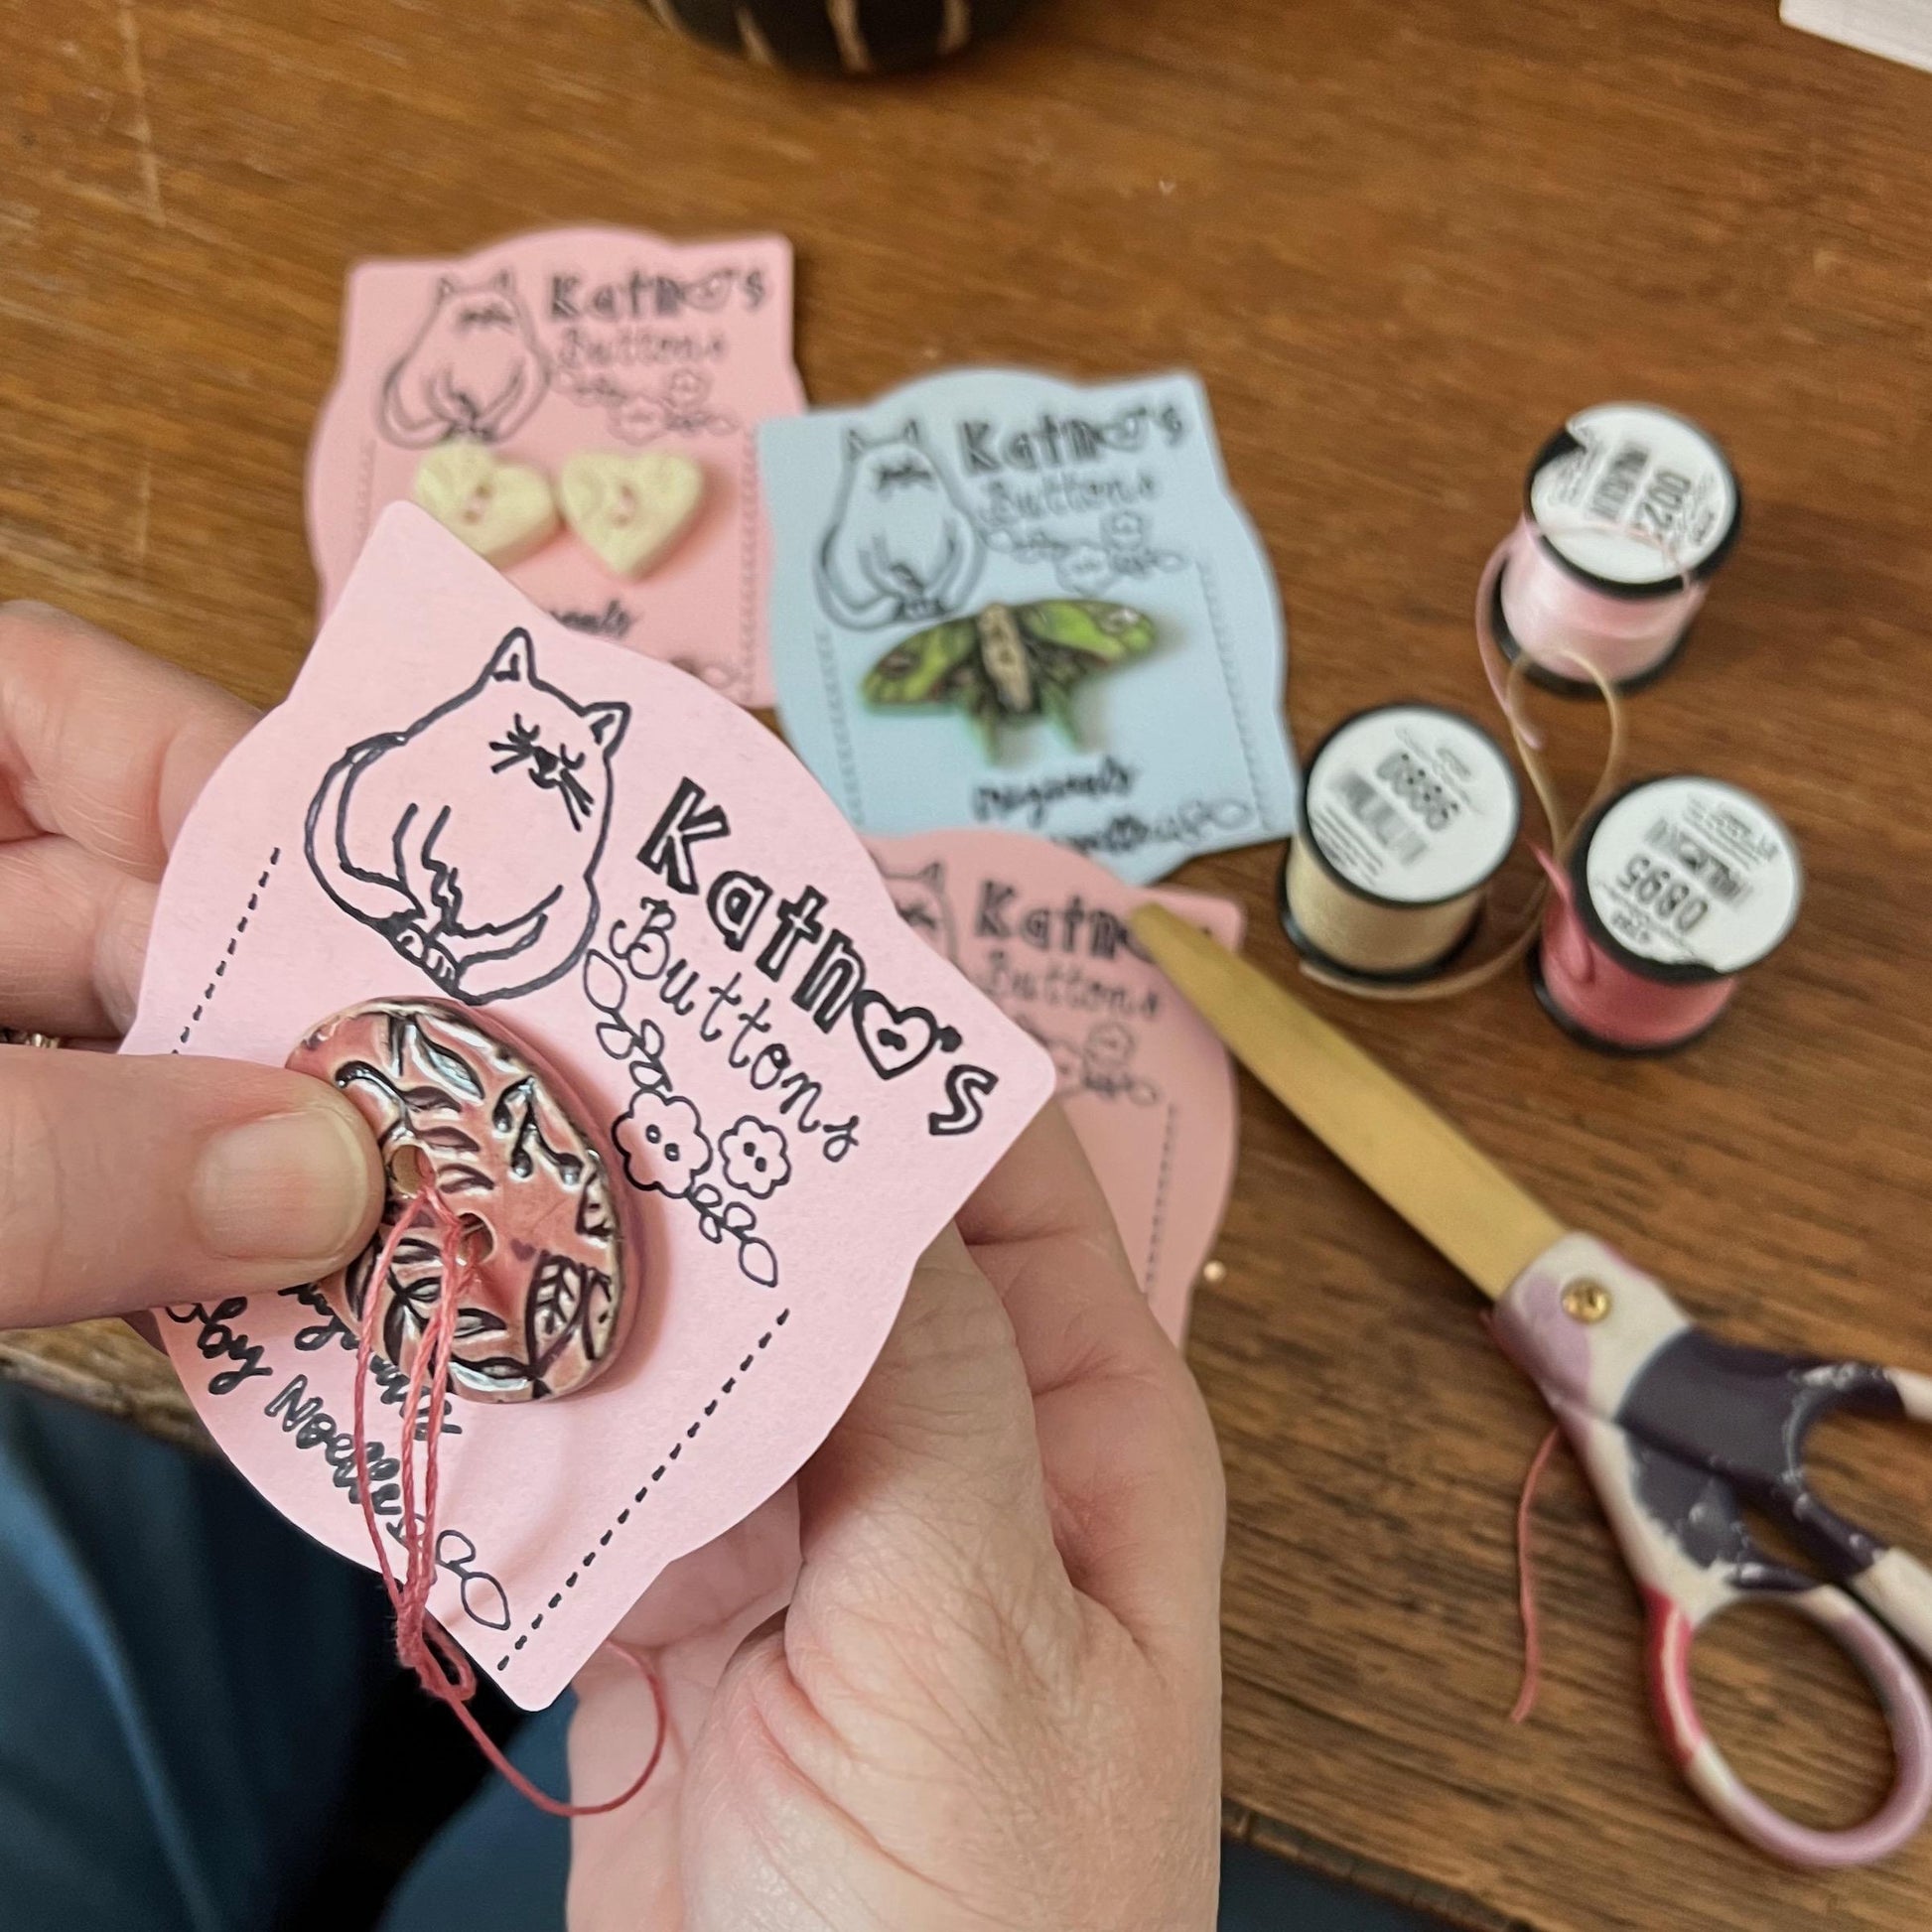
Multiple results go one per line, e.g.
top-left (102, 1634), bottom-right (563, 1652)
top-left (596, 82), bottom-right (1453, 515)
top-left (132, 507), bottom-right (1052, 1707)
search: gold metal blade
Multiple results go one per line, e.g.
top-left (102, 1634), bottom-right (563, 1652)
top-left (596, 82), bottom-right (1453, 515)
top-left (1132, 904), bottom-right (1563, 1299)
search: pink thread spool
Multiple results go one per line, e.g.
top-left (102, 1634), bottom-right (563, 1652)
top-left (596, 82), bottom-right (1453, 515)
top-left (1531, 775), bottom-right (1802, 1054)
top-left (1490, 403), bottom-right (1741, 697)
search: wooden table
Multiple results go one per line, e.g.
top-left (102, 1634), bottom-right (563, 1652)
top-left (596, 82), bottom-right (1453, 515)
top-left (5, 1), bottom-right (1932, 1925)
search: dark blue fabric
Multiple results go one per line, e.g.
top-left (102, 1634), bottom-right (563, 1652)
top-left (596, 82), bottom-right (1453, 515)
top-left (376, 1701), bottom-right (572, 1932)
top-left (1221, 1838), bottom-right (1446, 1931)
top-left (0, 1383), bottom-right (379, 1931)
top-left (0, 1381), bottom-right (1438, 1931)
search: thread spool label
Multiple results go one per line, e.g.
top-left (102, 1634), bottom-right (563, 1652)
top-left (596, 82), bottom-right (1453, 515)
top-left (1529, 404), bottom-right (1737, 588)
top-left (1303, 707), bottom-right (1518, 904)
top-left (1583, 778), bottom-right (1801, 973)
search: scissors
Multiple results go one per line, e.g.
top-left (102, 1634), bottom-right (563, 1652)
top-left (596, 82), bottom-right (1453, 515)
top-left (1132, 903), bottom-right (1932, 1868)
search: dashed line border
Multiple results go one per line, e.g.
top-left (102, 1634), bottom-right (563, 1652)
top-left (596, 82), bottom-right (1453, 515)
top-left (178, 848), bottom-right (282, 1047)
top-left (495, 1305), bottom-right (791, 1671)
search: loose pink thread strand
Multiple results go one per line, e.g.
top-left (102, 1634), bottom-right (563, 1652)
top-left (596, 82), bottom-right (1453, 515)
top-left (1304, 557), bottom-right (1626, 1005)
top-left (1510, 1424), bottom-right (1564, 1726)
top-left (350, 1189), bottom-right (665, 1818)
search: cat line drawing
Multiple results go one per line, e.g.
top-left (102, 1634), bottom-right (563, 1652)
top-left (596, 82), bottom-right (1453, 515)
top-left (378, 270), bottom-right (550, 448)
top-left (817, 422), bottom-right (984, 627)
top-left (305, 629), bottom-right (628, 1006)
top-left (881, 858), bottom-right (959, 964)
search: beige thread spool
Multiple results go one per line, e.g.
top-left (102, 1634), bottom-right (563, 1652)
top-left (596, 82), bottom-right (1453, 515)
top-left (1279, 705), bottom-right (1521, 985)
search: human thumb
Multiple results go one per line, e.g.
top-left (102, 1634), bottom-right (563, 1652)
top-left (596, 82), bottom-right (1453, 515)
top-left (0, 1045), bottom-right (383, 1326)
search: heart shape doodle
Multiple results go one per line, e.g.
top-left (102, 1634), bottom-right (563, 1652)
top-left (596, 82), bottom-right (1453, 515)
top-left (850, 990), bottom-right (961, 1080)
top-left (558, 451), bottom-right (706, 579)
top-left (412, 442), bottom-right (558, 567)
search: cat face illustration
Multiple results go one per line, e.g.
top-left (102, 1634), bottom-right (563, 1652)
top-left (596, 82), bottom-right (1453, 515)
top-left (882, 859), bottom-right (958, 964)
top-left (816, 421), bottom-right (985, 627)
top-left (446, 279), bottom-right (524, 337)
top-left (848, 422), bottom-right (945, 499)
top-left (306, 628), bottom-right (628, 1006)
top-left (486, 700), bottom-right (615, 833)
top-left (378, 268), bottom-right (550, 449)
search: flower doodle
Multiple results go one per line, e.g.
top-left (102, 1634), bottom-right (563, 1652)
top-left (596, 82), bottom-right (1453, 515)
top-left (616, 1088), bottom-right (712, 1199)
top-left (719, 1117), bottom-right (792, 1200)
top-left (593, 904), bottom-right (781, 1289)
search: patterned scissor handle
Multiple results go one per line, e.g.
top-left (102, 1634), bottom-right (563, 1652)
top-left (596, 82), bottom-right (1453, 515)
top-left (1494, 1234), bottom-right (1932, 1867)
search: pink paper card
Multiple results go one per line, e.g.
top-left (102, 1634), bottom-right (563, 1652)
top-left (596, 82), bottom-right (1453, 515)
top-left (307, 227), bottom-right (804, 708)
top-left (868, 830), bottom-right (1242, 1342)
top-left (127, 505), bottom-right (1052, 1710)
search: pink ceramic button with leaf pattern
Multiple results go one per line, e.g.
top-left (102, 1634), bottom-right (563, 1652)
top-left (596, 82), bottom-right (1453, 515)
top-left (289, 998), bottom-right (630, 1403)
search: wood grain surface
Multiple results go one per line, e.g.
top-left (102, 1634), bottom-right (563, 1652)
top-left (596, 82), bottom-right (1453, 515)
top-left (3, 2), bottom-right (1931, 1926)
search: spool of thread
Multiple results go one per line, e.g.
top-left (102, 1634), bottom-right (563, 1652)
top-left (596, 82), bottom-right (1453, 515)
top-left (1280, 704), bottom-right (1521, 984)
top-left (1531, 775), bottom-right (1802, 1054)
top-left (1488, 402), bottom-right (1741, 696)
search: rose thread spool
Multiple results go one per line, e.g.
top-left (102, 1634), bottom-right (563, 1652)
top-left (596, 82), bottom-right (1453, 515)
top-left (1531, 775), bottom-right (1802, 1054)
top-left (1486, 403), bottom-right (1742, 698)
top-left (1279, 705), bottom-right (1522, 985)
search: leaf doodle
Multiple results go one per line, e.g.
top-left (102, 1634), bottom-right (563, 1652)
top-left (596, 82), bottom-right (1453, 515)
top-left (433, 1165), bottom-right (498, 1196)
top-left (513, 1252), bottom-right (618, 1391)
top-left (492, 1077), bottom-right (587, 1185)
top-left (399, 1085), bottom-right (462, 1115)
top-left (583, 949), bottom-right (671, 1090)
top-left (583, 950), bottom-right (626, 1017)
top-left (334, 1063), bottom-right (409, 1138)
top-left (528, 1252), bottom-right (584, 1351)
top-left (450, 1355), bottom-right (535, 1399)
top-left (433, 1529), bottom-right (511, 1633)
top-left (575, 1164), bottom-right (617, 1242)
top-left (389, 1011), bottom-right (486, 1101)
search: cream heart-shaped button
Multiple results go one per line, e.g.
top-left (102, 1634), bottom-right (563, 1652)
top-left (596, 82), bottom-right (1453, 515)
top-left (559, 452), bottom-right (705, 578)
top-left (412, 442), bottom-right (558, 566)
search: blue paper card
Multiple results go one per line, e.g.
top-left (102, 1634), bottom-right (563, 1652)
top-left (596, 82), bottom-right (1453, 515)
top-left (759, 367), bottom-right (1299, 885)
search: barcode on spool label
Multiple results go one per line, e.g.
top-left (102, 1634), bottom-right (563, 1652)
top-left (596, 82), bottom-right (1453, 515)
top-left (1336, 769), bottom-right (1426, 865)
top-left (1646, 818), bottom-right (1746, 902)
top-left (1587, 440), bottom-right (1651, 524)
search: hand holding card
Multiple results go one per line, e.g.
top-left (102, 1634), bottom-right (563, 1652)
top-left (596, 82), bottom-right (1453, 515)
top-left (126, 506), bottom-right (1053, 1709)
top-left (565, 1107), bottom-right (1225, 1928)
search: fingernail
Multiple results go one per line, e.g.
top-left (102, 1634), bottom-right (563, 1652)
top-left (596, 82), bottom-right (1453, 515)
top-left (193, 1108), bottom-right (376, 1262)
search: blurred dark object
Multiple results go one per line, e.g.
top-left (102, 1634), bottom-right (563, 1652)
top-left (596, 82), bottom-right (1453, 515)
top-left (0, 1318), bottom-right (207, 1449)
top-left (643, 0), bottom-right (1035, 73)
